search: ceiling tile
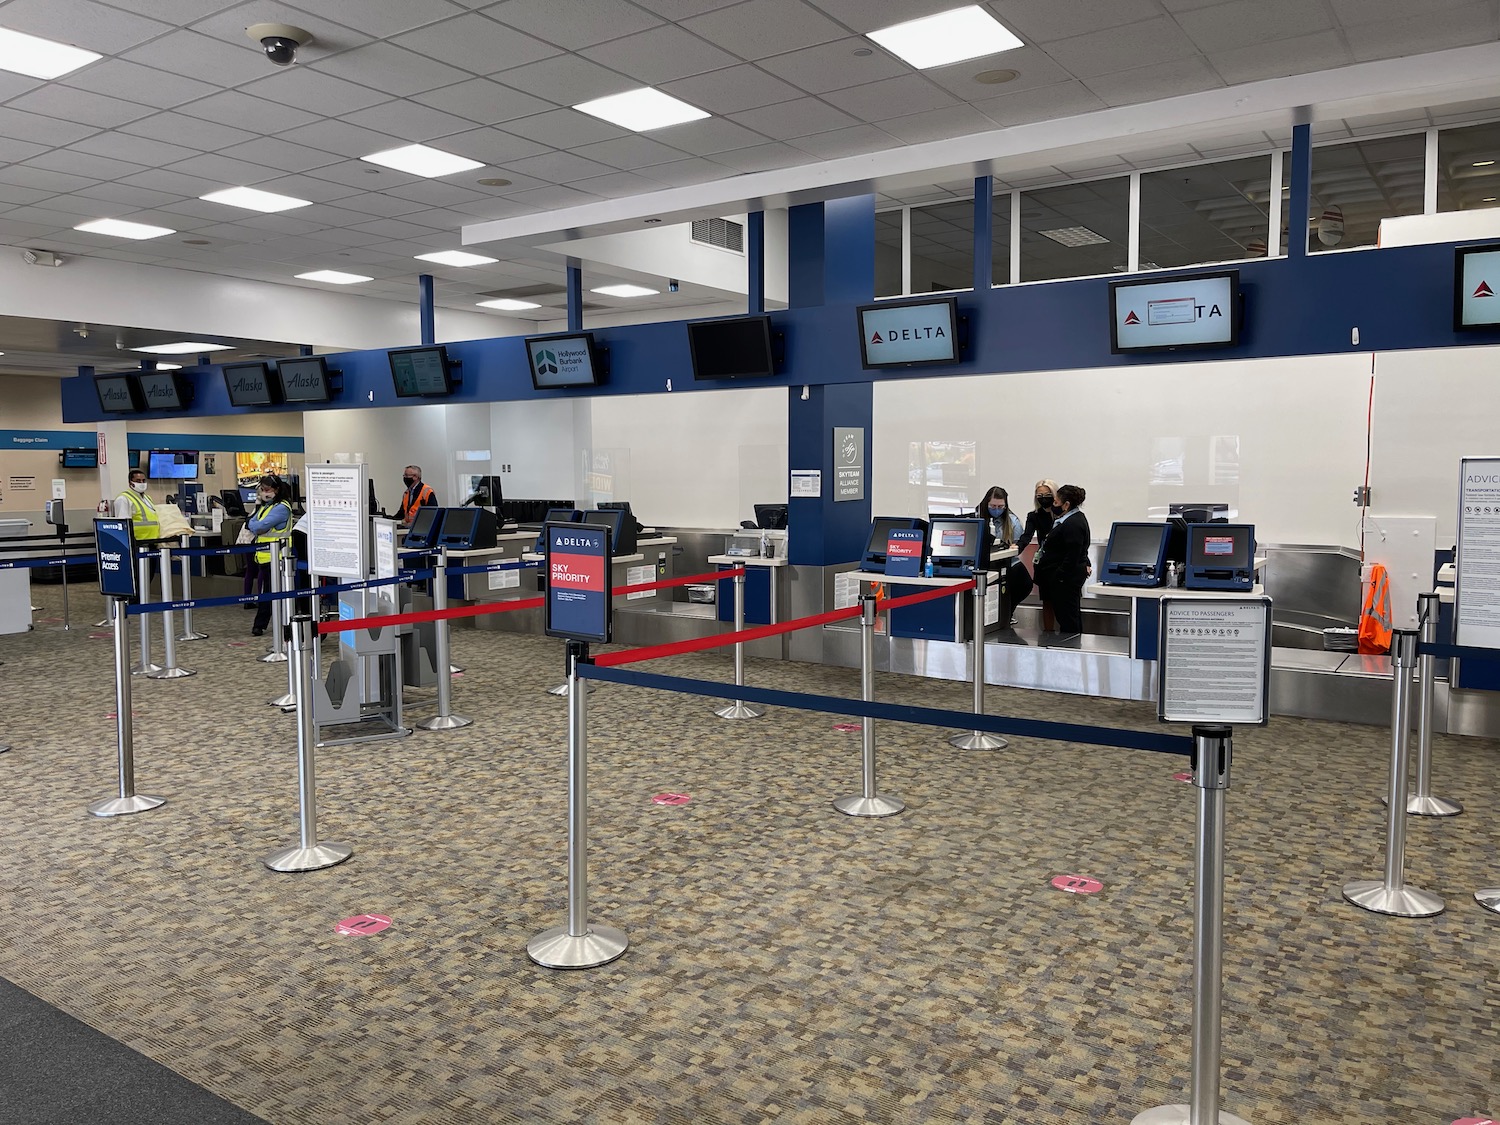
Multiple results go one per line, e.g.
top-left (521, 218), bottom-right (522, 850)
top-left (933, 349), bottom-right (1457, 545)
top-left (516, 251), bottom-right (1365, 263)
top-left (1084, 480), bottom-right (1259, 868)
top-left (120, 112), bottom-right (259, 151)
top-left (997, 0), bottom-right (1165, 44)
top-left (28, 193), bottom-right (128, 218)
top-left (683, 0), bottom-right (847, 61)
top-left (71, 182), bottom-right (183, 209)
top-left (311, 42), bottom-right (472, 97)
top-left (252, 174), bottom-right (365, 204)
top-left (6, 86), bottom-right (153, 130)
top-left (0, 0), bottom-right (173, 52)
top-left (353, 217), bottom-right (450, 240)
top-left (758, 36), bottom-right (907, 94)
top-left (217, 137), bottom-right (345, 174)
top-left (789, 123), bottom-right (901, 159)
top-left (572, 170), bottom-right (663, 198)
top-left (306, 226), bottom-right (392, 247)
top-left (661, 64), bottom-right (802, 116)
top-left (821, 74), bottom-right (958, 120)
top-left (1207, 30), bottom-right (1353, 85)
top-left (571, 134), bottom-right (687, 170)
top-left (0, 106), bottom-right (99, 146)
top-left (1085, 55), bottom-right (1225, 108)
top-left (626, 0), bottom-right (741, 17)
top-left (0, 71), bottom-right (43, 102)
top-left (436, 126), bottom-right (551, 166)
top-left (447, 196), bottom-right (542, 218)
top-left (123, 30), bottom-right (280, 87)
top-left (502, 107), bottom-right (630, 148)
top-left (581, 24), bottom-right (740, 85)
top-left (59, 60), bottom-right (217, 110)
top-left (392, 12), bottom-right (560, 75)
top-left (382, 180), bottom-right (491, 205)
top-left (1176, 0), bottom-right (1333, 53)
top-left (648, 116), bottom-right (768, 158)
top-left (505, 150), bottom-right (618, 183)
top-left (98, 0), bottom-right (241, 22)
top-left (0, 137), bottom-right (50, 164)
top-left (304, 159), bottom-right (421, 190)
top-left (291, 202), bottom-right (388, 227)
top-left (118, 168), bottom-right (226, 197)
top-left (177, 90), bottom-right (323, 134)
top-left (1342, 3), bottom-right (1499, 64)
top-left (67, 132), bottom-right (198, 167)
top-left (274, 119), bottom-right (403, 160)
top-left (29, 149), bottom-right (148, 182)
top-left (0, 183), bottom-right (57, 206)
top-left (282, 0), bottom-right (469, 37)
top-left (239, 69), bottom-right (394, 117)
top-left (973, 80), bottom-right (1108, 127)
top-left (167, 152), bottom-right (289, 187)
top-left (340, 100), bottom-right (479, 143)
top-left (492, 54), bottom-right (632, 105)
top-left (0, 205), bottom-right (93, 230)
top-left (731, 97), bottom-right (858, 140)
top-left (804, 0), bottom-right (957, 33)
top-left (715, 141), bottom-right (808, 172)
top-left (1329, 0), bottom-right (1479, 19)
top-left (410, 78), bottom-right (555, 124)
top-left (921, 47), bottom-right (1071, 101)
top-left (316, 188), bottom-right (430, 217)
top-left (875, 104), bottom-right (1000, 145)
top-left (489, 0), bottom-right (663, 49)
top-left (504, 184), bottom-right (598, 209)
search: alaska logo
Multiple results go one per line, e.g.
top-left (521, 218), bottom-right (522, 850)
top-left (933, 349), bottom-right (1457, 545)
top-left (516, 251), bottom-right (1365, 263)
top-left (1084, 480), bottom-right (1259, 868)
top-left (536, 348), bottom-right (558, 376)
top-left (1474, 280), bottom-right (1494, 298)
top-left (1124, 310), bottom-right (1141, 325)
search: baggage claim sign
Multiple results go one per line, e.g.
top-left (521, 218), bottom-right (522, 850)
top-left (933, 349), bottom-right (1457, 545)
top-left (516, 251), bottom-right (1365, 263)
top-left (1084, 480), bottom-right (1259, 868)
top-left (545, 522), bottom-right (612, 643)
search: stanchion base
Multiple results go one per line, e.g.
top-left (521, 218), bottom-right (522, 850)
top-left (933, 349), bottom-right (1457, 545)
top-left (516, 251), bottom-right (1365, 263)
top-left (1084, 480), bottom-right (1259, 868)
top-left (0, 744), bottom-right (9, 754)
top-left (950, 730), bottom-right (1008, 750)
top-left (1474, 887), bottom-right (1500, 914)
top-left (548, 681), bottom-right (590, 697)
top-left (93, 618), bottom-right (110, 628)
top-left (450, 664), bottom-right (464, 674)
top-left (262, 842), bottom-right (353, 872)
top-left (1341, 879), bottom-right (1445, 917)
top-left (1408, 794), bottom-right (1463, 817)
top-left (526, 923), bottom-right (628, 969)
top-left (714, 700), bottom-right (765, 719)
top-left (177, 631), bottom-right (209, 642)
top-left (1132, 1105), bottom-right (1251, 1124)
top-left (146, 666), bottom-right (196, 679)
top-left (267, 692), bottom-right (296, 708)
top-left (833, 794), bottom-right (905, 818)
top-left (417, 713), bottom-right (474, 731)
top-left (130, 663), bottom-right (163, 677)
top-left (258, 652), bottom-right (290, 665)
top-left (87, 793), bottom-right (166, 818)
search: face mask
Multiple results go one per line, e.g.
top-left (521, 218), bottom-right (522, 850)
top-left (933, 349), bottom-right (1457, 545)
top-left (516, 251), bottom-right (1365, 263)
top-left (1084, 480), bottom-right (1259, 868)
top-left (403, 477), bottom-right (416, 487)
top-left (131, 481), bottom-right (147, 493)
top-left (988, 505), bottom-right (1004, 517)
top-left (1035, 496), bottom-right (1050, 508)
top-left (258, 492), bottom-right (275, 504)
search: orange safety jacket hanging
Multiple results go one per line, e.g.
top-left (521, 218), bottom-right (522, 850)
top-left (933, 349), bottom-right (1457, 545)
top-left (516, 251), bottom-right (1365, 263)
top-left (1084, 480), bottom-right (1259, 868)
top-left (1358, 563), bottom-right (1393, 655)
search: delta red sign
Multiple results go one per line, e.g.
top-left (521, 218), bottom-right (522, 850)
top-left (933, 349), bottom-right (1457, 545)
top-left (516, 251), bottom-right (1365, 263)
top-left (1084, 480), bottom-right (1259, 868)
top-left (1124, 310), bottom-right (1141, 325)
top-left (1474, 281), bottom-right (1494, 298)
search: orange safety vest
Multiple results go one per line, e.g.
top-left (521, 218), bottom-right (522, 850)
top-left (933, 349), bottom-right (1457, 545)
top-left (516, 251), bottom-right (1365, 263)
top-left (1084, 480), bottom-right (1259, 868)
top-left (399, 482), bottom-right (435, 524)
top-left (1358, 563), bottom-right (1393, 655)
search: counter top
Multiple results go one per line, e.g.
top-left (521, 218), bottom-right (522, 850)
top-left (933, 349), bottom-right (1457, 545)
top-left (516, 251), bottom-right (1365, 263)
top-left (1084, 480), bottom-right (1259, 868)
top-left (856, 572), bottom-right (975, 588)
top-left (1087, 582), bottom-right (1265, 599)
top-left (708, 554), bottom-right (788, 567)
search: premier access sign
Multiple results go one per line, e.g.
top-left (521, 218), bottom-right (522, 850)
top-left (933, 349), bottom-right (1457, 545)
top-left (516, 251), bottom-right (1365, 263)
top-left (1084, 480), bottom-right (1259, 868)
top-left (857, 296), bottom-right (960, 368)
top-left (1455, 244), bottom-right (1500, 330)
top-left (1110, 270), bottom-right (1240, 354)
top-left (545, 521), bottom-right (612, 643)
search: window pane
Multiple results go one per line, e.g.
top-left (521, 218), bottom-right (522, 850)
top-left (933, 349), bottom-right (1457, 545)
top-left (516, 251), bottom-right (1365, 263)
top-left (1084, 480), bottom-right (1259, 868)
top-left (910, 200), bottom-right (974, 293)
top-left (875, 209), bottom-right (903, 297)
top-left (1019, 178), bottom-right (1129, 281)
top-left (1437, 120), bottom-right (1500, 213)
top-left (991, 190), bottom-right (1011, 285)
top-left (1138, 155), bottom-right (1272, 269)
top-left (1307, 134), bottom-right (1424, 253)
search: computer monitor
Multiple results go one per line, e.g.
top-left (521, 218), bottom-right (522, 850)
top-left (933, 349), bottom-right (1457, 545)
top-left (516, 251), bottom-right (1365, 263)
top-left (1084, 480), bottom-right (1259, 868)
top-left (462, 475), bottom-right (503, 508)
top-left (687, 315), bottom-right (776, 380)
top-left (857, 296), bottom-right (960, 368)
top-left (581, 508), bottom-right (635, 555)
top-left (436, 507), bottom-right (497, 550)
top-left (1169, 502), bottom-right (1230, 523)
top-left (404, 506), bottom-right (444, 550)
top-left (1102, 522), bottom-right (1171, 587)
top-left (927, 517), bottom-right (987, 575)
top-left (222, 361), bottom-right (280, 407)
top-left (753, 503), bottom-right (788, 530)
top-left (95, 374), bottom-right (142, 414)
top-left (276, 356), bottom-right (334, 404)
top-left (1185, 524), bottom-right (1255, 591)
top-left (525, 332), bottom-right (603, 389)
top-left (218, 489), bottom-right (247, 516)
top-left (60, 448), bottom-right (98, 468)
top-left (534, 508), bottom-right (581, 552)
top-left (389, 345), bottom-right (454, 397)
top-left (861, 516), bottom-right (928, 571)
top-left (148, 450), bottom-right (199, 480)
top-left (597, 500), bottom-right (643, 539)
top-left (136, 369), bottom-right (192, 411)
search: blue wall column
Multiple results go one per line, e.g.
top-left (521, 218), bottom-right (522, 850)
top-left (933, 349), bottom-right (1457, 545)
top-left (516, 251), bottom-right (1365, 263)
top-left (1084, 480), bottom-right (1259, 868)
top-left (973, 175), bottom-right (994, 292)
top-left (747, 210), bottom-right (765, 314)
top-left (1288, 122), bottom-right (1311, 260)
top-left (787, 202), bottom-right (824, 307)
top-left (566, 265), bottom-right (583, 332)
top-left (418, 274), bottom-right (435, 345)
top-left (787, 381), bottom-right (873, 566)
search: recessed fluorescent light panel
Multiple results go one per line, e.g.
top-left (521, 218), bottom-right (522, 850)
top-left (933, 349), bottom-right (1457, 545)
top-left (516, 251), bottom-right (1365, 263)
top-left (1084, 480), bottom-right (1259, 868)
top-left (477, 298), bottom-right (541, 310)
top-left (574, 88), bottom-right (709, 132)
top-left (362, 144), bottom-right (484, 178)
top-left (1038, 226), bottom-right (1109, 247)
top-left (867, 5), bottom-right (1023, 70)
top-left (131, 342), bottom-right (233, 355)
top-left (296, 269), bottom-right (373, 284)
top-left (73, 218), bottom-right (175, 240)
top-left (591, 284), bottom-right (659, 298)
top-left (146, 362), bottom-right (182, 371)
top-left (414, 250), bottom-right (498, 267)
top-left (0, 27), bottom-right (101, 79)
top-left (200, 187), bottom-right (312, 213)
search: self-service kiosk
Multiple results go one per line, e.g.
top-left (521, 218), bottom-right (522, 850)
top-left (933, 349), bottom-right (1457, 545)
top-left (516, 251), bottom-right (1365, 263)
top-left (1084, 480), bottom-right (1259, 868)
top-left (1184, 524), bottom-right (1255, 591)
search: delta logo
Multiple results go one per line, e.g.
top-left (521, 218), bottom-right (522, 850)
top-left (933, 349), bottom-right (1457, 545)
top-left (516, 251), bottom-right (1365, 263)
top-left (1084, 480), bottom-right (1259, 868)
top-left (869, 325), bottom-right (947, 345)
top-left (1474, 280), bottom-right (1494, 298)
top-left (536, 348), bottom-right (558, 376)
top-left (1124, 310), bottom-right (1141, 325)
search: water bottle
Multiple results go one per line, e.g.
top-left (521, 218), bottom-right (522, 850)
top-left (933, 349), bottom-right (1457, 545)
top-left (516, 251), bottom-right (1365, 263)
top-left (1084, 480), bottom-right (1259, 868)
top-left (924, 557), bottom-right (934, 578)
top-left (760, 531), bottom-right (769, 558)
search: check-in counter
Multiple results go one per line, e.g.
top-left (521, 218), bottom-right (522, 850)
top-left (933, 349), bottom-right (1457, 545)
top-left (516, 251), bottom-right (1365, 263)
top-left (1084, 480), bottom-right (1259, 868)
top-left (452, 532), bottom-right (538, 602)
top-left (522, 536), bottom-right (679, 612)
top-left (0, 518), bottom-right (32, 635)
top-left (1086, 574), bottom-right (1266, 660)
top-left (708, 554), bottom-right (788, 624)
top-left (857, 547), bottom-right (1017, 642)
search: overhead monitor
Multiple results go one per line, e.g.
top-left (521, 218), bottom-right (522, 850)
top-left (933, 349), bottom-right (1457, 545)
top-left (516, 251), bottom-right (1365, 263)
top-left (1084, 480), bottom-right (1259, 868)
top-left (148, 450), bottom-right (199, 480)
top-left (275, 356), bottom-right (334, 403)
top-left (60, 448), bottom-right (98, 468)
top-left (1454, 243), bottom-right (1500, 330)
top-left (1110, 270), bottom-right (1240, 353)
top-left (404, 505), bottom-right (444, 550)
top-left (861, 515), bottom-right (928, 571)
top-left (389, 345), bottom-right (454, 397)
top-left (1102, 521), bottom-right (1171, 587)
top-left (753, 503), bottom-right (788, 530)
top-left (687, 314), bottom-right (776, 380)
top-left (222, 361), bottom-right (281, 407)
top-left (857, 296), bottom-right (960, 368)
top-left (525, 332), bottom-right (603, 389)
top-left (927, 517), bottom-right (987, 574)
top-left (136, 368), bottom-right (192, 411)
top-left (95, 374), bottom-right (142, 414)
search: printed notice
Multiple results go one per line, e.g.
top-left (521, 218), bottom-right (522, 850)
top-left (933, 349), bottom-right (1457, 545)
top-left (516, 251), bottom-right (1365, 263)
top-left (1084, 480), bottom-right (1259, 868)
top-left (790, 469), bottom-right (821, 497)
top-left (307, 464), bottom-right (365, 579)
top-left (487, 565), bottom-right (520, 591)
top-left (626, 563), bottom-right (655, 601)
top-left (1455, 457), bottom-right (1500, 649)
top-left (1158, 597), bottom-right (1271, 724)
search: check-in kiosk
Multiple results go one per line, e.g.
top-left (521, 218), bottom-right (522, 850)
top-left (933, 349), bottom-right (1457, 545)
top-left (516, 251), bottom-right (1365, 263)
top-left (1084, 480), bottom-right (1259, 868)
top-left (926, 517), bottom-right (987, 578)
top-left (404, 506), bottom-right (444, 550)
top-left (436, 507), bottom-right (498, 551)
top-left (860, 516), bottom-right (929, 572)
top-left (533, 508), bottom-right (581, 553)
top-left (581, 508), bottom-right (636, 556)
top-left (1185, 524), bottom-right (1256, 591)
top-left (1102, 522), bottom-right (1172, 587)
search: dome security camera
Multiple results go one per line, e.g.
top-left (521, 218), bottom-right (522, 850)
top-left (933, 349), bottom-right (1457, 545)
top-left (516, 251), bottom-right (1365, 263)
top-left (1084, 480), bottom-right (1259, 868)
top-left (246, 23), bottom-right (313, 67)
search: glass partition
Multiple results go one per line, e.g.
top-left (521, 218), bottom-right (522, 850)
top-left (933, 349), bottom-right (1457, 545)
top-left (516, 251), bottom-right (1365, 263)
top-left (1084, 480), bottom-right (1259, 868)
top-left (910, 200), bottom-right (974, 293)
top-left (1019, 178), bottom-right (1129, 281)
top-left (1139, 155), bottom-right (1272, 269)
top-left (1307, 134), bottom-right (1424, 252)
top-left (1437, 120), bottom-right (1500, 213)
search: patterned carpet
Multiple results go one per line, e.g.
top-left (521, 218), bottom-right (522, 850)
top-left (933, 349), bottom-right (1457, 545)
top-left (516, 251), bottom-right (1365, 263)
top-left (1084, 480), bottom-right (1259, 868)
top-left (0, 584), bottom-right (1496, 1124)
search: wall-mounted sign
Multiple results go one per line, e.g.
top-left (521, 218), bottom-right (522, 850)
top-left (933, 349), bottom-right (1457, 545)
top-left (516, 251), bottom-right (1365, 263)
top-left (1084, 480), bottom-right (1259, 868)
top-left (857, 297), bottom-right (959, 368)
top-left (790, 469), bottom-right (821, 497)
top-left (545, 520), bottom-right (612, 643)
top-left (832, 427), bottom-right (864, 502)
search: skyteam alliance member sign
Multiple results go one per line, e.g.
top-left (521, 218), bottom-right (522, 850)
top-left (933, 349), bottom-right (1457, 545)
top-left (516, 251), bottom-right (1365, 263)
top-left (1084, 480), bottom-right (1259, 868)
top-left (545, 521), bottom-right (612, 643)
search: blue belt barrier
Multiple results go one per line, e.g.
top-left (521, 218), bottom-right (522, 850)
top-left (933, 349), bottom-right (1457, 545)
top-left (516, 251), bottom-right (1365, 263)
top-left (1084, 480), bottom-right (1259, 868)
top-left (1417, 640), bottom-right (1500, 662)
top-left (162, 543), bottom-right (260, 559)
top-left (0, 554), bottom-right (94, 570)
top-left (446, 560), bottom-right (539, 577)
top-left (578, 664), bottom-right (1196, 757)
top-left (124, 569), bottom-right (433, 616)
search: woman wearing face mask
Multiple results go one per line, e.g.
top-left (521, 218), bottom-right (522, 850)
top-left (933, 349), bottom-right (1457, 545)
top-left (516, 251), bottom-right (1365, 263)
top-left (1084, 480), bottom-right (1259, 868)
top-left (1032, 484), bottom-right (1091, 639)
top-left (1015, 479), bottom-right (1060, 550)
top-left (244, 474), bottom-right (293, 637)
top-left (974, 486), bottom-right (1031, 625)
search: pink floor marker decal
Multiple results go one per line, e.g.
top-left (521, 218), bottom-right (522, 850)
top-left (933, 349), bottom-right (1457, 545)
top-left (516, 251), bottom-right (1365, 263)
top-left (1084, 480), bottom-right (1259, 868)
top-left (1452, 1118), bottom-right (1496, 1124)
top-left (652, 792), bottom-right (691, 806)
top-left (105, 712), bottom-right (138, 720)
top-left (832, 722), bottom-right (862, 732)
top-left (334, 913), bottom-right (392, 936)
top-left (1172, 771), bottom-right (1193, 783)
top-left (88, 632), bottom-right (112, 639)
top-left (1051, 874), bottom-right (1104, 895)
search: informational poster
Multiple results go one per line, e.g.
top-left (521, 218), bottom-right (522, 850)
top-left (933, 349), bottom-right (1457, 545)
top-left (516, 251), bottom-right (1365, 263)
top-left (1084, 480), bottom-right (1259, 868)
top-left (626, 563), bottom-right (655, 601)
top-left (307, 463), bottom-right (366, 579)
top-left (51, 479), bottom-right (66, 500)
top-left (1454, 456), bottom-right (1500, 649)
top-left (545, 522), bottom-right (611, 643)
top-left (884, 528), bottom-right (923, 578)
top-left (488, 566), bottom-right (520, 591)
top-left (93, 518), bottom-right (137, 599)
top-left (1158, 597), bottom-right (1271, 725)
top-left (832, 428), bottom-right (864, 502)
top-left (791, 469), bottom-right (821, 497)
top-left (372, 518), bottom-right (397, 580)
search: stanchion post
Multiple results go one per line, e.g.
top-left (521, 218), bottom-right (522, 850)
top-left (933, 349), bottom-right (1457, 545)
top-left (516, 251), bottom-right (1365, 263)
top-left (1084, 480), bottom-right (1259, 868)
top-left (58, 548), bottom-right (71, 632)
top-left (714, 569), bottom-right (765, 720)
top-left (176, 534), bottom-right (208, 641)
top-left (1133, 726), bottom-right (1250, 1125)
top-left (834, 593), bottom-right (904, 818)
top-left (88, 597), bottom-right (166, 817)
top-left (263, 614), bottom-right (352, 872)
top-left (147, 543), bottom-right (195, 679)
top-left (527, 640), bottom-right (628, 968)
top-left (1408, 591), bottom-right (1460, 817)
top-left (1342, 630), bottom-right (1444, 917)
top-left (131, 551), bottom-right (161, 676)
top-left (258, 539), bottom-right (289, 664)
top-left (952, 571), bottom-right (1005, 750)
top-left (418, 547), bottom-right (472, 731)
top-left (268, 548), bottom-right (298, 708)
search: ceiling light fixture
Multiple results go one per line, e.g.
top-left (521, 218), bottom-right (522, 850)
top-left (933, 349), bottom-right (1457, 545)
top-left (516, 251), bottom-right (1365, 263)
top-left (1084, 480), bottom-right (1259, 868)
top-left (1473, 160), bottom-right (1496, 167)
top-left (591, 283), bottom-right (659, 298)
top-left (867, 5), bottom-right (1023, 71)
top-left (182, 239), bottom-right (211, 246)
top-left (0, 27), bottom-right (100, 79)
top-left (200, 186), bottom-right (312, 213)
top-left (131, 342), bottom-right (233, 355)
top-left (476, 177), bottom-right (513, 188)
top-left (362, 144), bottom-right (484, 178)
top-left (73, 218), bottom-right (175, 240)
top-left (296, 269), bottom-right (373, 285)
top-left (415, 250), bottom-right (498, 267)
top-left (477, 298), bottom-right (541, 311)
top-left (574, 87), bottom-right (709, 132)
top-left (146, 362), bottom-right (182, 371)
top-left (1038, 226), bottom-right (1109, 247)
top-left (1485, 197), bottom-right (1498, 202)
top-left (974, 68), bottom-right (1019, 85)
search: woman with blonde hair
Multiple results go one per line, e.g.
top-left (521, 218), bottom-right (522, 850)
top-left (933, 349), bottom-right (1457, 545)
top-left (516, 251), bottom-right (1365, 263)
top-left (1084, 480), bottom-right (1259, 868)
top-left (1017, 478), bottom-right (1060, 629)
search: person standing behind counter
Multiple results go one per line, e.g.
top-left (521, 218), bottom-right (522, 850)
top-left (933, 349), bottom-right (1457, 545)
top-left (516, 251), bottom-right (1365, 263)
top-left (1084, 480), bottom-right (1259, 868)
top-left (1016, 478), bottom-right (1060, 629)
top-left (114, 468), bottom-right (160, 603)
top-left (975, 486), bottom-right (1032, 623)
top-left (244, 475), bottom-right (293, 637)
top-left (1032, 484), bottom-right (1091, 640)
top-left (398, 465), bottom-right (437, 526)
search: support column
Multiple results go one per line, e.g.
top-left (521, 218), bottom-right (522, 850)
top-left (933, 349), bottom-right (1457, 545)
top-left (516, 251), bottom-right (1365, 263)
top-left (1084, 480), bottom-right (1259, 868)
top-left (1288, 121), bottom-right (1312, 260)
top-left (566, 265), bottom-right (583, 332)
top-left (418, 274), bottom-right (435, 345)
top-left (972, 176), bottom-right (993, 293)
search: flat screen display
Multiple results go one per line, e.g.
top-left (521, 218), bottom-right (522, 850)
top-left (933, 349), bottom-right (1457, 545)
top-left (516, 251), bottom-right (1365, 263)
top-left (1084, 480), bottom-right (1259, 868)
top-left (1107, 522), bottom-right (1170, 565)
top-left (687, 315), bottom-right (775, 380)
top-left (863, 516), bottom-right (925, 564)
top-left (525, 333), bottom-right (602, 388)
top-left (148, 451), bottom-right (198, 480)
top-left (276, 356), bottom-right (334, 403)
top-left (223, 361), bottom-right (279, 407)
top-left (1189, 525), bottom-right (1252, 568)
top-left (389, 346), bottom-right (453, 397)
top-left (438, 507), bottom-right (478, 542)
top-left (1111, 271), bottom-right (1240, 353)
top-left (753, 503), bottom-right (788, 530)
top-left (405, 506), bottom-right (443, 549)
top-left (1455, 244), bottom-right (1500, 329)
top-left (857, 297), bottom-right (960, 368)
top-left (61, 448), bottom-right (98, 468)
top-left (581, 508), bottom-right (627, 549)
top-left (928, 518), bottom-right (982, 560)
top-left (136, 369), bottom-right (190, 411)
top-left (95, 375), bottom-right (141, 414)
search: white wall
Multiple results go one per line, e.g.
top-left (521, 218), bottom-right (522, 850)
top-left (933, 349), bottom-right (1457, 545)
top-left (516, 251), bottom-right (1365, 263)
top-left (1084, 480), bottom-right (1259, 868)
top-left (301, 402), bottom-right (450, 515)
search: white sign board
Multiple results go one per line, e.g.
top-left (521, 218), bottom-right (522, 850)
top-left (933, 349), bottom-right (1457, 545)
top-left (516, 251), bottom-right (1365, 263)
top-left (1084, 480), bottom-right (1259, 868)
top-left (790, 470), bottom-right (821, 497)
top-left (307, 463), bottom-right (366, 580)
top-left (373, 518), bottom-right (397, 580)
top-left (1454, 456), bottom-right (1500, 649)
top-left (832, 427), bottom-right (864, 502)
top-left (1158, 597), bottom-right (1271, 725)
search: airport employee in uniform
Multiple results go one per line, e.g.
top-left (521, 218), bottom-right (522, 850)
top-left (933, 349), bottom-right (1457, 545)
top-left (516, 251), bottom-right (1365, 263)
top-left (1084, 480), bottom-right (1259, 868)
top-left (114, 468), bottom-right (161, 602)
top-left (245, 475), bottom-right (293, 637)
top-left (398, 465), bottom-right (437, 526)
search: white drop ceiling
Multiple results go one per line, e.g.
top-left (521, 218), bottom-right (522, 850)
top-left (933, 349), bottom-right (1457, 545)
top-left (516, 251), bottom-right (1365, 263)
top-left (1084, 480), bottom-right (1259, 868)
top-left (0, 0), bottom-right (1496, 358)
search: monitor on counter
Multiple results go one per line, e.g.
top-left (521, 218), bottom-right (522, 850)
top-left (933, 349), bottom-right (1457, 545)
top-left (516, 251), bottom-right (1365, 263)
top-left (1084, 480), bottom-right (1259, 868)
top-left (857, 296), bottom-right (960, 368)
top-left (222, 361), bottom-right (280, 407)
top-left (753, 503), bottom-right (788, 530)
top-left (148, 450), bottom-right (199, 480)
top-left (1185, 523), bottom-right (1256, 591)
top-left (1454, 243), bottom-right (1500, 330)
top-left (436, 507), bottom-right (498, 550)
top-left (217, 489), bottom-right (246, 516)
top-left (60, 448), bottom-right (98, 468)
top-left (927, 517), bottom-right (986, 572)
top-left (95, 374), bottom-right (142, 414)
top-left (687, 315), bottom-right (776, 380)
top-left (1110, 270), bottom-right (1240, 354)
top-left (581, 508), bottom-right (635, 555)
top-left (389, 345), bottom-right (454, 397)
top-left (861, 515), bottom-right (928, 571)
top-left (136, 368), bottom-right (192, 411)
top-left (276, 356), bottom-right (334, 403)
top-left (525, 332), bottom-right (603, 389)
top-left (404, 506), bottom-right (444, 550)
top-left (1102, 522), bottom-right (1171, 587)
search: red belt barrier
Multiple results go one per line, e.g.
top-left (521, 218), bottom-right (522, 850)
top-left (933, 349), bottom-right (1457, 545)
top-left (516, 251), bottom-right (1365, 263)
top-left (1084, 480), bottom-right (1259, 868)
top-left (317, 596), bottom-right (544, 635)
top-left (610, 567), bottom-right (743, 597)
top-left (876, 578), bottom-right (975, 611)
top-left (593, 603), bottom-right (862, 667)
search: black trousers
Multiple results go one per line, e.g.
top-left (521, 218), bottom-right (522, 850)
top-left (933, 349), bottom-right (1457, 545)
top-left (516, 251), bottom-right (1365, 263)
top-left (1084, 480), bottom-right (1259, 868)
top-left (246, 559), bottom-right (274, 631)
top-left (1051, 581), bottom-right (1084, 635)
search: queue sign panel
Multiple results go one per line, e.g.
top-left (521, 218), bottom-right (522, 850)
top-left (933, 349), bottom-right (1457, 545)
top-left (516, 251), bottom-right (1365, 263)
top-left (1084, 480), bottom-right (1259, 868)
top-left (94, 517), bottom-right (137, 599)
top-left (545, 521), bottom-right (612, 643)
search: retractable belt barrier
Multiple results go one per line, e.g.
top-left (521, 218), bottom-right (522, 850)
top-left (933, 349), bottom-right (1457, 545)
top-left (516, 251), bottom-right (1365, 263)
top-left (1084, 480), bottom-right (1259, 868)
top-left (0, 553), bottom-right (95, 569)
top-left (155, 542), bottom-right (260, 560)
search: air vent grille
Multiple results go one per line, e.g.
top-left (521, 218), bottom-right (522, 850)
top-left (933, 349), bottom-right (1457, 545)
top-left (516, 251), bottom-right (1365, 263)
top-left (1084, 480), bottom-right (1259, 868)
top-left (691, 217), bottom-right (744, 253)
